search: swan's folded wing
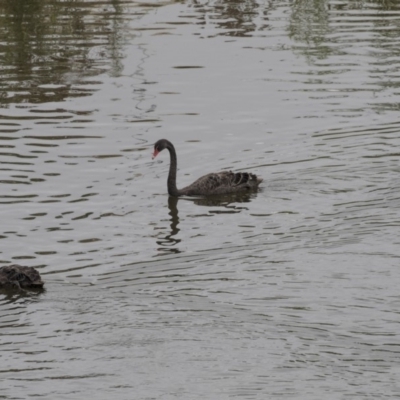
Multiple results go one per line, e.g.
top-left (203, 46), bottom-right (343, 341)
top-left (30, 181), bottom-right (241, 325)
top-left (180, 171), bottom-right (262, 195)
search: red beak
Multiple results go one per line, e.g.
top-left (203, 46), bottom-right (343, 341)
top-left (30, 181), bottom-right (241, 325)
top-left (152, 149), bottom-right (159, 160)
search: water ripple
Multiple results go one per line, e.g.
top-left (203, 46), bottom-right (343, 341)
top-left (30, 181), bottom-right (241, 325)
top-left (1, 0), bottom-right (400, 399)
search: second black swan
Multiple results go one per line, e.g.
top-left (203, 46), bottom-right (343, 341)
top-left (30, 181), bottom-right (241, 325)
top-left (152, 139), bottom-right (262, 196)
top-left (0, 265), bottom-right (44, 289)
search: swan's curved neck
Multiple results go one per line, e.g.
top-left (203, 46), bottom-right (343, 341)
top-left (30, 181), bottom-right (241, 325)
top-left (166, 143), bottom-right (180, 197)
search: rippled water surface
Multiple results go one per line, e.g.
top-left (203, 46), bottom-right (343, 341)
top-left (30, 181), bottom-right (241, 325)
top-left (1, 0), bottom-right (400, 398)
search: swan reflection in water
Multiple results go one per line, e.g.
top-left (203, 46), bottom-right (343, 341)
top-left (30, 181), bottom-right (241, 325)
top-left (156, 196), bottom-right (181, 254)
top-left (187, 191), bottom-right (257, 209)
top-left (155, 192), bottom-right (258, 255)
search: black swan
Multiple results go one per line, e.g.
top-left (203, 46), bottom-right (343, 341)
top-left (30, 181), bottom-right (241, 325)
top-left (0, 265), bottom-right (44, 289)
top-left (152, 139), bottom-right (263, 196)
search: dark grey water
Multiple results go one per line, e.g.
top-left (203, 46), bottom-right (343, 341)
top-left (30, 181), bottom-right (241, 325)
top-left (1, 0), bottom-right (400, 398)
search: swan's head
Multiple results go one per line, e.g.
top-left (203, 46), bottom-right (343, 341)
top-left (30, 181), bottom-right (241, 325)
top-left (152, 139), bottom-right (170, 159)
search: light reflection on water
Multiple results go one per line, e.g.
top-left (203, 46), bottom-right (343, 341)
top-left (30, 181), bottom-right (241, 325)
top-left (1, 0), bottom-right (400, 398)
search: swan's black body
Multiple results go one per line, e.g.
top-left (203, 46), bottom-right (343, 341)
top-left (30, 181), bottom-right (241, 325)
top-left (0, 265), bottom-right (44, 289)
top-left (152, 139), bottom-right (262, 196)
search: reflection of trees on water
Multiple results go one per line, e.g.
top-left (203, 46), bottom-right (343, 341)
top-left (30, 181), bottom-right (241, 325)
top-left (289, 0), bottom-right (400, 57)
top-left (352, 0), bottom-right (399, 9)
top-left (190, 0), bottom-right (273, 36)
top-left (0, 0), bottom-right (126, 105)
top-left (191, 0), bottom-right (398, 40)
top-left (288, 0), bottom-right (400, 112)
top-left (288, 0), bottom-right (331, 59)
